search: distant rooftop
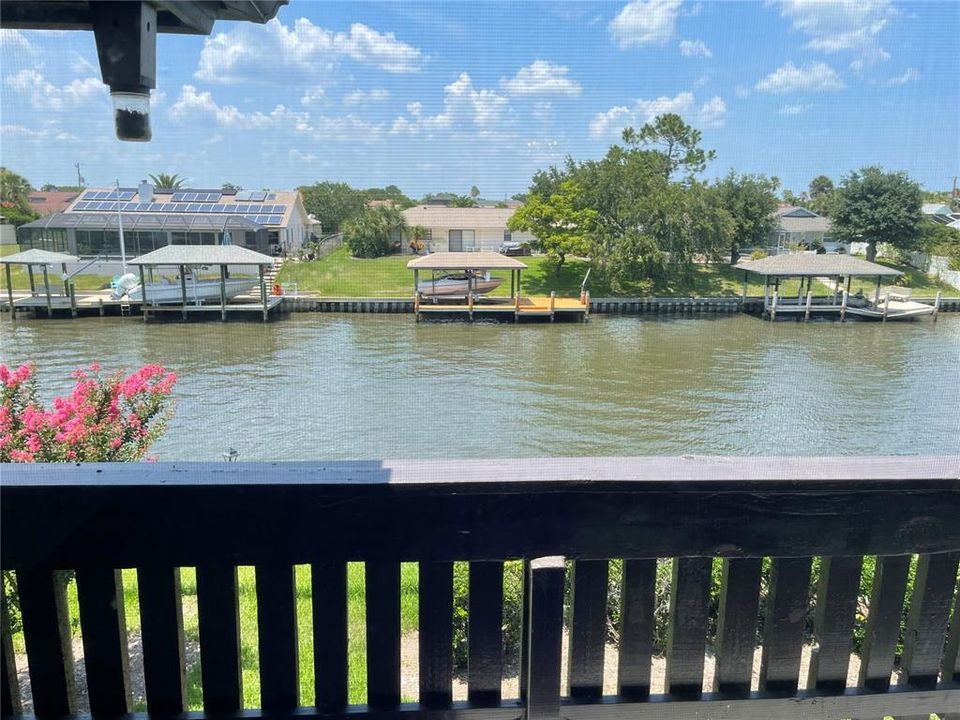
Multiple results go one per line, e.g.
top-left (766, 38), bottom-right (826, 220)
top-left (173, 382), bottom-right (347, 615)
top-left (0, 249), bottom-right (79, 265)
top-left (403, 205), bottom-right (518, 228)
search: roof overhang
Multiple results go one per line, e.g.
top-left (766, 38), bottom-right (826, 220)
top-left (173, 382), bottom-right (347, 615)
top-left (406, 252), bottom-right (528, 270)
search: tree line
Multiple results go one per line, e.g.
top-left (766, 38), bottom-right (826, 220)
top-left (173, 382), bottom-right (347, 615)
top-left (507, 114), bottom-right (956, 291)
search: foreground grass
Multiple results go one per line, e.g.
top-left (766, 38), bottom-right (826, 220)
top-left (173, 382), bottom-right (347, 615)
top-left (19, 565), bottom-right (421, 709)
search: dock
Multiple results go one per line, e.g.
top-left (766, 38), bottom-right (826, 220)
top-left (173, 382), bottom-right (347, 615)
top-left (415, 293), bottom-right (589, 321)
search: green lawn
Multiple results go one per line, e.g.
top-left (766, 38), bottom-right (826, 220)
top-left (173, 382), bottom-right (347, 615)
top-left (846, 257), bottom-right (960, 298)
top-left (0, 245), bottom-right (113, 292)
top-left (278, 247), bottom-right (815, 298)
top-left (279, 247), bottom-right (960, 299)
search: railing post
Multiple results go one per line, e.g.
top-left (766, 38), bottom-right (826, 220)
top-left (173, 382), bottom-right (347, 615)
top-left (525, 557), bottom-right (565, 720)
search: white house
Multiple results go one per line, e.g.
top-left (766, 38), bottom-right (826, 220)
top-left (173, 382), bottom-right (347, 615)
top-left (768, 205), bottom-right (840, 253)
top-left (400, 206), bottom-right (537, 253)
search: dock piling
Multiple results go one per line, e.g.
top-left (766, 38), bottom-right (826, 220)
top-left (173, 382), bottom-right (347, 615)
top-left (882, 293), bottom-right (890, 322)
top-left (804, 291), bottom-right (812, 322)
top-left (933, 291), bottom-right (941, 323)
top-left (5, 263), bottom-right (13, 320)
top-left (840, 289), bottom-right (847, 322)
top-left (770, 290), bottom-right (778, 321)
top-left (549, 291), bottom-right (556, 322)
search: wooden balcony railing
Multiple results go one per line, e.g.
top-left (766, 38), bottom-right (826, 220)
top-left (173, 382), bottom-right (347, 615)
top-left (2, 456), bottom-right (959, 720)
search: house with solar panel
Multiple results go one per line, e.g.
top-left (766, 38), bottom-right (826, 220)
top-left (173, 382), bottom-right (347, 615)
top-left (16, 181), bottom-right (318, 261)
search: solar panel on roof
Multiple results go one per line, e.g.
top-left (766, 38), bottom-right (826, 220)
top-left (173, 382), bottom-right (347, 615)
top-left (235, 191), bottom-right (251, 201)
top-left (160, 203), bottom-right (175, 212)
top-left (187, 203), bottom-right (201, 213)
top-left (212, 204), bottom-right (227, 213)
top-left (233, 204), bottom-right (249, 213)
top-left (266, 193), bottom-right (276, 201)
top-left (249, 191), bottom-right (267, 202)
top-left (267, 215), bottom-right (283, 225)
top-left (204, 193), bottom-right (222, 202)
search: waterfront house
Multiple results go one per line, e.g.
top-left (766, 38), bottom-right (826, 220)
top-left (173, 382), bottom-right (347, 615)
top-left (16, 183), bottom-right (317, 259)
top-left (922, 202), bottom-right (956, 224)
top-left (768, 205), bottom-right (839, 253)
top-left (401, 205), bottom-right (537, 253)
top-left (27, 190), bottom-right (80, 216)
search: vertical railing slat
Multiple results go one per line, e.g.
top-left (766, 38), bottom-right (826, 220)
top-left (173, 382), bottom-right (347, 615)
top-left (137, 566), bottom-right (185, 714)
top-left (196, 564), bottom-right (242, 713)
top-left (1, 588), bottom-right (22, 718)
top-left (901, 552), bottom-right (960, 688)
top-left (945, 577), bottom-right (960, 684)
top-left (17, 569), bottom-right (76, 717)
top-left (568, 560), bottom-right (608, 698)
top-left (255, 563), bottom-right (299, 711)
top-left (468, 561), bottom-right (504, 706)
top-left (75, 567), bottom-right (131, 714)
top-left (366, 561), bottom-right (400, 710)
top-left (713, 557), bottom-right (762, 695)
top-left (858, 555), bottom-right (911, 691)
top-left (759, 557), bottom-right (812, 695)
top-left (616, 558), bottom-right (656, 699)
top-left (808, 555), bottom-right (863, 691)
top-left (313, 561), bottom-right (348, 711)
top-left (526, 557), bottom-right (565, 720)
top-left (418, 561), bottom-right (453, 708)
top-left (519, 559), bottom-right (532, 702)
top-left (665, 557), bottom-right (711, 697)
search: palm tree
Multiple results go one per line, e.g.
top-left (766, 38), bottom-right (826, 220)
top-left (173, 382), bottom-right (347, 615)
top-left (148, 173), bottom-right (187, 189)
top-left (408, 224), bottom-right (427, 254)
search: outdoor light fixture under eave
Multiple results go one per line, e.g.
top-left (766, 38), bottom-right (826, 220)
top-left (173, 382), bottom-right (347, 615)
top-left (0, 0), bottom-right (288, 142)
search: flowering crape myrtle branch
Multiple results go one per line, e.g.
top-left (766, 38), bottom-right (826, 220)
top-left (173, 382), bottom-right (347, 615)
top-left (0, 362), bottom-right (177, 463)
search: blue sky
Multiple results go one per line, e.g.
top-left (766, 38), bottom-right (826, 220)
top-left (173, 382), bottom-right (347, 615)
top-left (1, 0), bottom-right (957, 198)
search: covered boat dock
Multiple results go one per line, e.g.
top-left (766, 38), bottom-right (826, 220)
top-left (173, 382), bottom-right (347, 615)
top-left (1, 249), bottom-right (79, 318)
top-left (407, 252), bottom-right (589, 321)
top-left (734, 254), bottom-right (941, 321)
top-left (130, 245), bottom-right (281, 322)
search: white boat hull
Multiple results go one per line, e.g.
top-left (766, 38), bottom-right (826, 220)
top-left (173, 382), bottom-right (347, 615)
top-left (124, 278), bottom-right (259, 304)
top-left (418, 277), bottom-right (503, 297)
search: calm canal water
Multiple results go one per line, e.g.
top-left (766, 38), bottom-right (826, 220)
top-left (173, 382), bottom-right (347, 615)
top-left (2, 314), bottom-right (958, 460)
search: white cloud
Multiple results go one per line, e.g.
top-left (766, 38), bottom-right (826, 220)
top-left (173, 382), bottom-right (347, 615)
top-left (679, 39), bottom-right (712, 58)
top-left (778, 103), bottom-right (812, 115)
top-left (168, 85), bottom-right (308, 130)
top-left (735, 85), bottom-right (752, 98)
top-left (5, 69), bottom-right (106, 111)
top-left (343, 88), bottom-right (391, 105)
top-left (755, 61), bottom-right (844, 93)
top-left (500, 60), bottom-right (582, 96)
top-left (391, 73), bottom-right (509, 135)
top-left (169, 85), bottom-right (384, 143)
top-left (775, 0), bottom-right (895, 67)
top-left (884, 68), bottom-right (920, 86)
top-left (195, 18), bottom-right (423, 84)
top-left (609, 0), bottom-right (682, 48)
top-left (0, 29), bottom-right (37, 56)
top-left (301, 86), bottom-right (326, 106)
top-left (589, 91), bottom-right (726, 138)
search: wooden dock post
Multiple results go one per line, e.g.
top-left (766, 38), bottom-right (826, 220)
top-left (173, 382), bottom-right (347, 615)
top-left (219, 265), bottom-right (227, 322)
top-left (933, 291), bottom-right (941, 323)
top-left (804, 291), bottom-right (812, 322)
top-left (98, 298), bottom-right (105, 317)
top-left (468, 288), bottom-right (474, 320)
top-left (882, 293), bottom-right (889, 323)
top-left (139, 266), bottom-right (148, 322)
top-left (414, 291), bottom-right (420, 322)
top-left (770, 290), bottom-right (778, 321)
top-left (5, 263), bottom-right (13, 320)
top-left (180, 265), bottom-right (188, 321)
top-left (259, 265), bottom-right (268, 322)
top-left (584, 290), bottom-right (590, 320)
top-left (69, 282), bottom-right (77, 318)
top-left (549, 291), bottom-right (555, 322)
top-left (840, 289), bottom-right (847, 322)
top-left (42, 265), bottom-right (52, 317)
top-left (514, 292), bottom-right (520, 323)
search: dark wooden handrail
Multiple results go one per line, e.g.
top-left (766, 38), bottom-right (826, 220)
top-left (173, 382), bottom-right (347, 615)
top-left (2, 456), bottom-right (959, 720)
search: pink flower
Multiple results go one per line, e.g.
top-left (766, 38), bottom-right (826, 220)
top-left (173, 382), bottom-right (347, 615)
top-left (90, 361), bottom-right (101, 372)
top-left (110, 437), bottom-right (123, 449)
top-left (9, 449), bottom-right (35, 463)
